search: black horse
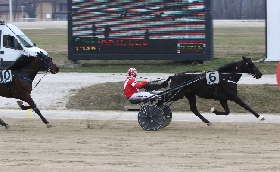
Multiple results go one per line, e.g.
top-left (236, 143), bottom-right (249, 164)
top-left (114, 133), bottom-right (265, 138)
top-left (161, 56), bottom-right (264, 126)
top-left (0, 52), bottom-right (59, 129)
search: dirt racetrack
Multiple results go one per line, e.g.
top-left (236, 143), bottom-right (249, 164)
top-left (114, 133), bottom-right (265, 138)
top-left (1, 118), bottom-right (280, 172)
top-left (1, 21), bottom-right (278, 171)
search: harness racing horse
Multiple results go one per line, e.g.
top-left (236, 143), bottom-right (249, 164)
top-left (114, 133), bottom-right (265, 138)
top-left (163, 56), bottom-right (264, 126)
top-left (0, 52), bottom-right (59, 129)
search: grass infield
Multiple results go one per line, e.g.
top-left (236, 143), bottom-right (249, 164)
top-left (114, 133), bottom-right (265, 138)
top-left (23, 23), bottom-right (279, 112)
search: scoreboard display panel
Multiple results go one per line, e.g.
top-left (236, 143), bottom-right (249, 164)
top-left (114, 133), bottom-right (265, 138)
top-left (68, 0), bottom-right (213, 61)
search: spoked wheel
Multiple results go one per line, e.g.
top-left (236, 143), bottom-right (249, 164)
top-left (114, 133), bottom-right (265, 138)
top-left (159, 104), bottom-right (172, 128)
top-left (138, 105), bottom-right (164, 131)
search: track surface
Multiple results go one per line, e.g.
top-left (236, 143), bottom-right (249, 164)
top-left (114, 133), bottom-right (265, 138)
top-left (0, 72), bottom-right (279, 172)
top-left (1, 20), bottom-right (278, 172)
top-left (1, 118), bottom-right (280, 172)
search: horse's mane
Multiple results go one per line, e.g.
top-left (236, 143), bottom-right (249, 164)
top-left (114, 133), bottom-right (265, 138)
top-left (217, 61), bottom-right (240, 73)
top-left (172, 60), bottom-right (244, 76)
top-left (7, 54), bottom-right (36, 70)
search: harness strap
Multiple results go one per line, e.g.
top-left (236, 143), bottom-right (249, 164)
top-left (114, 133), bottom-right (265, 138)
top-left (211, 79), bottom-right (237, 100)
top-left (23, 77), bottom-right (33, 82)
top-left (12, 71), bottom-right (48, 91)
top-left (227, 80), bottom-right (237, 84)
top-left (141, 76), bottom-right (205, 103)
top-left (4, 82), bottom-right (12, 98)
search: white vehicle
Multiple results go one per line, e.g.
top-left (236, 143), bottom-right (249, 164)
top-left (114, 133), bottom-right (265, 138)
top-left (0, 21), bottom-right (47, 68)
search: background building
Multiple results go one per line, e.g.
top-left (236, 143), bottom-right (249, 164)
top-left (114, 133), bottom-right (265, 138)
top-left (0, 0), bottom-right (67, 22)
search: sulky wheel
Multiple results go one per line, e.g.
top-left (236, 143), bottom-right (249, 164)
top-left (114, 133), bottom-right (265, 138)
top-left (138, 105), bottom-right (164, 131)
top-left (159, 104), bottom-right (172, 128)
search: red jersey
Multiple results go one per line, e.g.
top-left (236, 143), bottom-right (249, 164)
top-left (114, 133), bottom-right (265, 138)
top-left (124, 76), bottom-right (147, 99)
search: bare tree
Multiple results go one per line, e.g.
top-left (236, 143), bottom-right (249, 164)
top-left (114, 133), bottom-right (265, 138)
top-left (213, 0), bottom-right (238, 19)
top-left (242, 0), bottom-right (265, 19)
top-left (11, 0), bottom-right (28, 21)
top-left (238, 0), bottom-right (243, 18)
top-left (213, 0), bottom-right (227, 18)
top-left (12, 0), bottom-right (266, 20)
top-left (52, 0), bottom-right (57, 20)
top-left (23, 0), bottom-right (38, 20)
top-left (13, 0), bottom-right (20, 21)
top-left (213, 0), bottom-right (265, 19)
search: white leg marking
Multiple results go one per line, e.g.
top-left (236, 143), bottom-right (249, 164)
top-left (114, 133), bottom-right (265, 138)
top-left (258, 115), bottom-right (265, 121)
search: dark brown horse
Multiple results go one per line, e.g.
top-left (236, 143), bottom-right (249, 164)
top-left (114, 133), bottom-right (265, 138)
top-left (162, 56), bottom-right (264, 126)
top-left (0, 52), bottom-right (59, 129)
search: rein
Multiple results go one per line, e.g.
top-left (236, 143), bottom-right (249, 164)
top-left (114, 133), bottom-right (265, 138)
top-left (13, 70), bottom-right (49, 90)
top-left (32, 71), bottom-right (48, 90)
top-left (29, 57), bottom-right (53, 90)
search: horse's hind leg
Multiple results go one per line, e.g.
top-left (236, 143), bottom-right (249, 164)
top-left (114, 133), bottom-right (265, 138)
top-left (210, 100), bottom-right (230, 115)
top-left (17, 101), bottom-right (31, 110)
top-left (185, 93), bottom-right (211, 126)
top-left (0, 118), bottom-right (9, 129)
top-left (233, 96), bottom-right (265, 120)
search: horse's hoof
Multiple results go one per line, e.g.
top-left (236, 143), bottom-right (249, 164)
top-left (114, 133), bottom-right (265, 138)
top-left (207, 122), bottom-right (212, 126)
top-left (46, 124), bottom-right (53, 128)
top-left (258, 115), bottom-right (265, 121)
top-left (5, 125), bottom-right (10, 129)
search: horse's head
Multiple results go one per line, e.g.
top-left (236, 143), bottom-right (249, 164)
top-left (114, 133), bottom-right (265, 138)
top-left (217, 56), bottom-right (263, 79)
top-left (38, 52), bottom-right (59, 74)
top-left (239, 56), bottom-right (263, 79)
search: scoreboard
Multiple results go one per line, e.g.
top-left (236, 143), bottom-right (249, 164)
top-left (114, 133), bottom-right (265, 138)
top-left (68, 0), bottom-right (213, 61)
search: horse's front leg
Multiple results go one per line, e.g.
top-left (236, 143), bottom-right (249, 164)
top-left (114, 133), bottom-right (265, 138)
top-left (18, 97), bottom-right (52, 128)
top-left (185, 93), bottom-right (212, 126)
top-left (210, 99), bottom-right (230, 115)
top-left (233, 96), bottom-right (265, 121)
top-left (33, 105), bottom-right (52, 128)
top-left (0, 118), bottom-right (9, 129)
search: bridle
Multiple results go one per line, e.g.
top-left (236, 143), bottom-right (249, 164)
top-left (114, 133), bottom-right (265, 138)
top-left (40, 56), bottom-right (53, 72)
top-left (32, 56), bottom-right (55, 90)
top-left (244, 61), bottom-right (261, 78)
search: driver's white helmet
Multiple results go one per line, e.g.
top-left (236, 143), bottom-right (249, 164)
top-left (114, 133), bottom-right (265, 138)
top-left (127, 68), bottom-right (137, 77)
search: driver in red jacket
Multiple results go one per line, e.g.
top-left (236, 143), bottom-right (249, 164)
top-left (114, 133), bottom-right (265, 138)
top-left (124, 68), bottom-right (153, 103)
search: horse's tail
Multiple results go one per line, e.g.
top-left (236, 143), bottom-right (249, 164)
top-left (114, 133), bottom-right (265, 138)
top-left (160, 76), bottom-right (172, 88)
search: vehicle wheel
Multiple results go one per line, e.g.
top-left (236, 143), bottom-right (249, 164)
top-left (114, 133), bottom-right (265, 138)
top-left (159, 104), bottom-right (172, 128)
top-left (138, 105), bottom-right (164, 131)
